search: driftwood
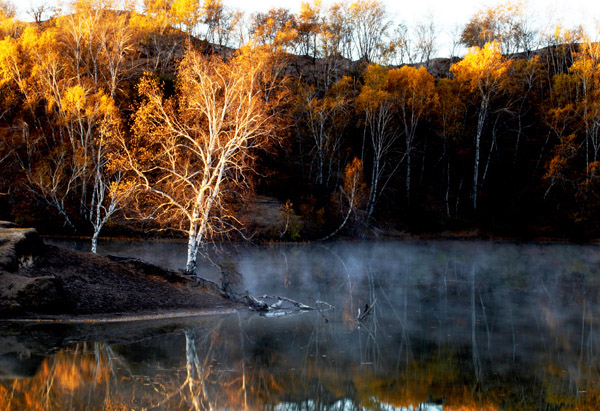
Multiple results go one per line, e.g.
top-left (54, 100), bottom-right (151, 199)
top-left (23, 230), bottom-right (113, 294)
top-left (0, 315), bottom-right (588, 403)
top-left (260, 295), bottom-right (314, 310)
top-left (244, 292), bottom-right (270, 312)
top-left (243, 292), bottom-right (334, 316)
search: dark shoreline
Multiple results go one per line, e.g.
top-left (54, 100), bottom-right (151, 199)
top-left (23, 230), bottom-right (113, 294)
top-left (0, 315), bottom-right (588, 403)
top-left (0, 223), bottom-right (242, 320)
top-left (41, 228), bottom-right (600, 245)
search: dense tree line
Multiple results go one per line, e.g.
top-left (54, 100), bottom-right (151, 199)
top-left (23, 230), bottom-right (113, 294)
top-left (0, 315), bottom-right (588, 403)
top-left (1, 0), bottom-right (599, 251)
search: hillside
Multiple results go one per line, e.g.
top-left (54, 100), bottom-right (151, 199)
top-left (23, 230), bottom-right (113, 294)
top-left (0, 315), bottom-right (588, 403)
top-left (0, 2), bottom-right (599, 242)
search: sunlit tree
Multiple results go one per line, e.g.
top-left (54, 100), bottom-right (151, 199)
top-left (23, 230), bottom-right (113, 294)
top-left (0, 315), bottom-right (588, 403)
top-left (132, 0), bottom-right (186, 73)
top-left (250, 7), bottom-right (297, 51)
top-left (0, 0), bottom-right (15, 19)
top-left (123, 47), bottom-right (277, 273)
top-left (544, 35), bottom-right (600, 212)
top-left (388, 66), bottom-right (436, 203)
top-left (451, 41), bottom-right (512, 210)
top-left (296, 0), bottom-right (322, 58)
top-left (357, 64), bottom-right (401, 220)
top-left (461, 1), bottom-right (538, 55)
top-left (200, 0), bottom-right (243, 48)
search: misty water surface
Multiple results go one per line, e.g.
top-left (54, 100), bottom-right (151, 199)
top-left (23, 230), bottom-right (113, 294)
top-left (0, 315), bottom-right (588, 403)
top-left (3, 239), bottom-right (600, 410)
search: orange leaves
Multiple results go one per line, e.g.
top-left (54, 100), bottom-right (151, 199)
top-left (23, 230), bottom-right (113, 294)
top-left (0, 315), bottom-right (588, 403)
top-left (126, 45), bottom-right (277, 255)
top-left (356, 64), bottom-right (390, 113)
top-left (250, 8), bottom-right (298, 50)
top-left (435, 78), bottom-right (465, 138)
top-left (342, 157), bottom-right (367, 209)
top-left (60, 85), bottom-right (119, 134)
top-left (358, 63), bottom-right (436, 123)
top-left (545, 134), bottom-right (577, 181)
top-left (450, 42), bottom-right (512, 95)
top-left (0, 36), bottom-right (18, 87)
top-left (61, 85), bottom-right (87, 115)
top-left (170, 0), bottom-right (201, 33)
top-left (460, 0), bottom-right (530, 55)
top-left (0, 3), bottom-right (21, 39)
top-left (388, 65), bottom-right (436, 111)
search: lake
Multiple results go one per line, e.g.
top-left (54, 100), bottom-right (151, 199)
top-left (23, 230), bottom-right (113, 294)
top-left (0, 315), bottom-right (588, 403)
top-left (2, 239), bottom-right (600, 410)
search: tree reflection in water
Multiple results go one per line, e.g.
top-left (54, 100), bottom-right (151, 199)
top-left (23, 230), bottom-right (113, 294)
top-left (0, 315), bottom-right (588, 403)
top-left (3, 241), bottom-right (600, 409)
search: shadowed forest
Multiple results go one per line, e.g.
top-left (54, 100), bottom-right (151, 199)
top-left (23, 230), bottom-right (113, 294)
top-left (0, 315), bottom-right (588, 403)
top-left (1, 0), bottom-right (599, 247)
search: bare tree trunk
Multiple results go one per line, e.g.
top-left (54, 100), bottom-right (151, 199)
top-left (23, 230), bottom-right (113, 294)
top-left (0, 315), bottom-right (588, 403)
top-left (186, 218), bottom-right (201, 274)
top-left (446, 161), bottom-right (451, 218)
top-left (186, 234), bottom-right (200, 275)
top-left (406, 149), bottom-right (411, 205)
top-left (473, 95), bottom-right (489, 210)
top-left (91, 230), bottom-right (100, 254)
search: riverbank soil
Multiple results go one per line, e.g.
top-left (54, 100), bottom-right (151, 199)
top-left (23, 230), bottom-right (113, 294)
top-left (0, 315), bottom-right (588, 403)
top-left (0, 222), bottom-right (240, 319)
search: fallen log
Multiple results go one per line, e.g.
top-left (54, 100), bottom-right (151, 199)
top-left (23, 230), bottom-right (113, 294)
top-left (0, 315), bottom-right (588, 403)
top-left (243, 292), bottom-right (334, 316)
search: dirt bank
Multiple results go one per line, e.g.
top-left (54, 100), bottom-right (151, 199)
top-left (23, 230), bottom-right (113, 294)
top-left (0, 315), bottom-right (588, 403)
top-left (0, 222), bottom-right (240, 319)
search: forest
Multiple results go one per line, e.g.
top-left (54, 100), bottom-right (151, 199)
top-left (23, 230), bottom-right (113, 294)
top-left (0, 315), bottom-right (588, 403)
top-left (1, 0), bottom-right (599, 252)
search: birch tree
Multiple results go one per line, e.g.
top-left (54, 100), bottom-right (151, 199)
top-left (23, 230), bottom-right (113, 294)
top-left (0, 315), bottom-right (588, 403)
top-left (298, 76), bottom-right (352, 187)
top-left (123, 47), bottom-right (275, 274)
top-left (461, 1), bottom-right (536, 55)
top-left (434, 78), bottom-right (465, 217)
top-left (388, 66), bottom-right (436, 203)
top-left (357, 64), bottom-right (401, 220)
top-left (450, 41), bottom-right (511, 210)
top-left (347, 0), bottom-right (391, 62)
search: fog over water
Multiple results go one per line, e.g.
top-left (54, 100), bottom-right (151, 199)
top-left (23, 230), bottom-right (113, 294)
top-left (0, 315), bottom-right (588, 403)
top-left (6, 238), bottom-right (600, 409)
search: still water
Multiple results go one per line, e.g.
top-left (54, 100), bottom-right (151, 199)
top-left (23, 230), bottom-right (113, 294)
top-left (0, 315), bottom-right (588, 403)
top-left (2, 239), bottom-right (600, 410)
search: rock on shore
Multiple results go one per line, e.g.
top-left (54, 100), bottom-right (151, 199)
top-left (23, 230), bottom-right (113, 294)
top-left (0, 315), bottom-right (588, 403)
top-left (0, 222), bottom-right (239, 319)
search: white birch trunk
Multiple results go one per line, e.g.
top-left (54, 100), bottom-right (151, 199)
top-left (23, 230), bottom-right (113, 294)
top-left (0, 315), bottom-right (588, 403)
top-left (473, 95), bottom-right (489, 210)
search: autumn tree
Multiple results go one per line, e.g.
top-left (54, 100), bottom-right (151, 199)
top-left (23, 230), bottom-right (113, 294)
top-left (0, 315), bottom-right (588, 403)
top-left (200, 0), bottom-right (243, 48)
top-left (123, 47), bottom-right (276, 274)
top-left (540, 24), bottom-right (583, 78)
top-left (298, 76), bottom-right (353, 187)
top-left (357, 64), bottom-right (402, 220)
top-left (570, 38), bottom-right (600, 168)
top-left (308, 1), bottom-right (352, 90)
top-left (544, 35), bottom-right (600, 213)
top-left (0, 0), bottom-right (15, 19)
top-left (296, 0), bottom-right (322, 58)
top-left (383, 18), bottom-right (437, 67)
top-left (170, 0), bottom-right (201, 36)
top-left (249, 8), bottom-right (297, 51)
top-left (0, 1), bottom-right (138, 249)
top-left (461, 1), bottom-right (537, 55)
top-left (434, 78), bottom-right (465, 217)
top-left (132, 0), bottom-right (186, 73)
top-left (320, 157), bottom-right (367, 240)
top-left (0, 0), bottom-right (22, 40)
top-left (451, 41), bottom-right (512, 210)
top-left (346, 0), bottom-right (391, 62)
top-left (8, 25), bottom-right (83, 227)
top-left (388, 66), bottom-right (436, 203)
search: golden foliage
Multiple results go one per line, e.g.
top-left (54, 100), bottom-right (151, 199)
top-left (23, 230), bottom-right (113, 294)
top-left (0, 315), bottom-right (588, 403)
top-left (450, 41), bottom-right (512, 95)
top-left (388, 65), bottom-right (436, 114)
top-left (125, 45), bottom-right (278, 269)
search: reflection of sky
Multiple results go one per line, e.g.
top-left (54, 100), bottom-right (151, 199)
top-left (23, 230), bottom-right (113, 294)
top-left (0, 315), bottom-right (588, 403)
top-left (274, 400), bottom-right (444, 410)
